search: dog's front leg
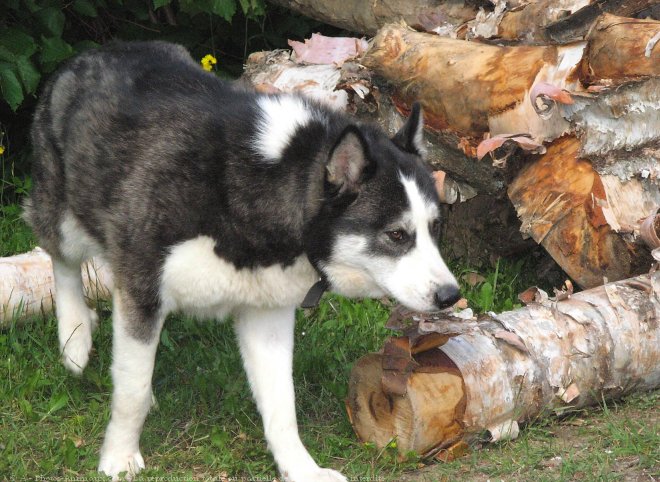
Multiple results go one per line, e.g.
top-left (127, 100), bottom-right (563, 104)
top-left (98, 289), bottom-right (164, 480)
top-left (234, 306), bottom-right (347, 482)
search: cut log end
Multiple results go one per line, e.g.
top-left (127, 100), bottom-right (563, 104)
top-left (347, 351), bottom-right (465, 456)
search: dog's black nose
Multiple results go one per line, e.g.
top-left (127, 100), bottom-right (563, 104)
top-left (434, 285), bottom-right (461, 309)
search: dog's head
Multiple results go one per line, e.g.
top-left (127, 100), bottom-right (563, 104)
top-left (306, 103), bottom-right (460, 312)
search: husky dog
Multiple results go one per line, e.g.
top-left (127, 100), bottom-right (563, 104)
top-left (25, 41), bottom-right (460, 481)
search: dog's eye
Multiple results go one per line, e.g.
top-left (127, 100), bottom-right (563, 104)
top-left (386, 229), bottom-right (408, 243)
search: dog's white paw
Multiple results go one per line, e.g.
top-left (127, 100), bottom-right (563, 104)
top-left (98, 447), bottom-right (145, 481)
top-left (60, 324), bottom-right (92, 375)
top-left (284, 467), bottom-right (348, 482)
top-left (59, 308), bottom-right (97, 375)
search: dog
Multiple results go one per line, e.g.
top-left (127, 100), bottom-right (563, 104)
top-left (24, 41), bottom-right (460, 481)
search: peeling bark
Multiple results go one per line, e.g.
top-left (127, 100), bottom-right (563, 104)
top-left (347, 269), bottom-right (660, 456)
top-left (508, 136), bottom-right (658, 288)
top-left (476, 0), bottom-right (656, 43)
top-left (362, 23), bottom-right (584, 148)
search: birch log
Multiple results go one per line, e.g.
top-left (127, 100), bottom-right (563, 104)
top-left (580, 13), bottom-right (660, 84)
top-left (346, 266), bottom-right (660, 457)
top-left (265, 0), bottom-right (478, 36)
top-left (266, 0), bottom-right (656, 42)
top-left (361, 23), bottom-right (585, 152)
top-left (508, 136), bottom-right (660, 288)
top-left (0, 248), bottom-right (112, 326)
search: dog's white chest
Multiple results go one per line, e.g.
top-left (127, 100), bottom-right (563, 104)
top-left (160, 236), bottom-right (318, 316)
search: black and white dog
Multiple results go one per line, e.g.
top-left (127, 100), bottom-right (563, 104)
top-left (25, 41), bottom-right (460, 481)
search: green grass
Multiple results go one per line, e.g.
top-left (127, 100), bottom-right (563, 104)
top-left (0, 293), bottom-right (416, 479)
top-left (1, 211), bottom-right (658, 481)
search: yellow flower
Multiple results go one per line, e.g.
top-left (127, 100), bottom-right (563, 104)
top-left (0, 145), bottom-right (5, 155)
top-left (201, 54), bottom-right (217, 72)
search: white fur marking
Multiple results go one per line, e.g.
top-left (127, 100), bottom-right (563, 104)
top-left (161, 236), bottom-right (318, 317)
top-left (393, 176), bottom-right (457, 309)
top-left (321, 235), bottom-right (386, 299)
top-left (235, 306), bottom-right (347, 482)
top-left (255, 96), bottom-right (314, 162)
top-left (59, 211), bottom-right (102, 262)
top-left (53, 258), bottom-right (97, 374)
top-left (98, 292), bottom-right (163, 480)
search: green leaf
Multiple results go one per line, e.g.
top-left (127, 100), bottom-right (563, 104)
top-left (237, 0), bottom-right (249, 14)
top-left (209, 0), bottom-right (236, 21)
top-left (160, 328), bottom-right (175, 351)
top-left (15, 56), bottom-right (41, 95)
top-left (478, 281), bottom-right (494, 311)
top-left (34, 7), bottom-right (66, 37)
top-left (42, 392), bottom-right (69, 420)
top-left (0, 28), bottom-right (38, 59)
top-left (0, 63), bottom-right (24, 111)
top-left (73, 40), bottom-right (100, 53)
top-left (73, 0), bottom-right (99, 17)
top-left (153, 0), bottom-right (171, 8)
top-left (40, 36), bottom-right (75, 71)
top-left (23, 0), bottom-right (41, 13)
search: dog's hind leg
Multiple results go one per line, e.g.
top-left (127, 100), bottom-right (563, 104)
top-left (235, 306), bottom-right (347, 482)
top-left (53, 257), bottom-right (98, 375)
top-left (98, 289), bottom-right (164, 480)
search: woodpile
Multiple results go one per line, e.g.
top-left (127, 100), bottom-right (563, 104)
top-left (246, 2), bottom-right (660, 287)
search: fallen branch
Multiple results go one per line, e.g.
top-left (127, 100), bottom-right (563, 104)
top-left (0, 248), bottom-right (112, 326)
top-left (346, 264), bottom-right (660, 457)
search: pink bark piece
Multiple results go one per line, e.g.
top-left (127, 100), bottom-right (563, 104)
top-left (476, 134), bottom-right (545, 160)
top-left (288, 33), bottom-right (369, 66)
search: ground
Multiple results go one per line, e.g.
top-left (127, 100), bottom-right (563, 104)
top-left (400, 391), bottom-right (659, 482)
top-left (1, 293), bottom-right (658, 481)
top-left (0, 217), bottom-right (658, 481)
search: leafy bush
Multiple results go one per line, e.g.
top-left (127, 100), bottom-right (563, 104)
top-left (0, 0), bottom-right (331, 209)
top-left (0, 0), bottom-right (268, 112)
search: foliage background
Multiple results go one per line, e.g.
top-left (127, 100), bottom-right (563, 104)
top-left (0, 0), bottom-right (337, 218)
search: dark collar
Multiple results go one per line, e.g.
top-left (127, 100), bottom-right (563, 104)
top-left (300, 278), bottom-right (329, 308)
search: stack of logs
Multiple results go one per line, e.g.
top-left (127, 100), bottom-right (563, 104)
top-left (245, 0), bottom-right (660, 289)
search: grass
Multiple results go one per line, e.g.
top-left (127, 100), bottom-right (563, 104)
top-left (1, 208), bottom-right (658, 481)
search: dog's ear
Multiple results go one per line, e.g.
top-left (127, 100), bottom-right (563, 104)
top-left (326, 126), bottom-right (371, 195)
top-left (392, 102), bottom-right (426, 157)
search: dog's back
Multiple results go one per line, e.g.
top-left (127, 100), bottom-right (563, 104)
top-left (27, 41), bottom-right (257, 259)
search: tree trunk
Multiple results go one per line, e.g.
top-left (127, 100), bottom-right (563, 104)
top-left (265, 0), bottom-right (478, 36)
top-left (346, 267), bottom-right (660, 457)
